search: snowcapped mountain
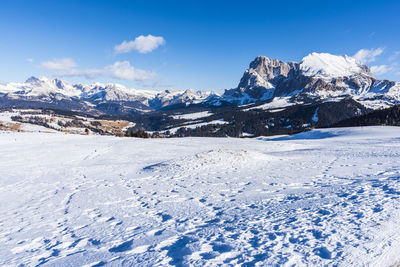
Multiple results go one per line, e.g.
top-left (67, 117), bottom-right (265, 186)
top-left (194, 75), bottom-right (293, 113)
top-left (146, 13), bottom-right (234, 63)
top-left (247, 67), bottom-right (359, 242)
top-left (300, 52), bottom-right (369, 78)
top-left (0, 52), bottom-right (399, 117)
top-left (0, 76), bottom-right (219, 114)
top-left (149, 89), bottom-right (216, 109)
top-left (1, 76), bottom-right (82, 99)
top-left (222, 52), bottom-right (400, 109)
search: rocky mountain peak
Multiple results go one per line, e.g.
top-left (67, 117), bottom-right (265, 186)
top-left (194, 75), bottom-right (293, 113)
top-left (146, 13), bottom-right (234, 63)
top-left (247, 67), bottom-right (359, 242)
top-left (229, 56), bottom-right (300, 103)
top-left (53, 78), bottom-right (66, 89)
top-left (25, 76), bottom-right (40, 84)
top-left (248, 56), bottom-right (299, 81)
top-left (223, 52), bottom-right (399, 106)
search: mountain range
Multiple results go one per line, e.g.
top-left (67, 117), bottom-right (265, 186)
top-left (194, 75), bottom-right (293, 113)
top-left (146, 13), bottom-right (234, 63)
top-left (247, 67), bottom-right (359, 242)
top-left (0, 76), bottom-right (217, 114)
top-left (1, 52), bottom-right (399, 136)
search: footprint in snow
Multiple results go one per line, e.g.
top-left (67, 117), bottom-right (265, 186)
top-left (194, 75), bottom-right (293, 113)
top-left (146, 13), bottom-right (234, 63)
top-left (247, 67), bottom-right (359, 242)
top-left (157, 213), bottom-right (172, 222)
top-left (146, 228), bottom-right (164, 236)
top-left (314, 246), bottom-right (332, 259)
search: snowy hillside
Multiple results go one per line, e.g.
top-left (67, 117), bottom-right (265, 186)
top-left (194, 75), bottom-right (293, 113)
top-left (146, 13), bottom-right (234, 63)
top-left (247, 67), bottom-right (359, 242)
top-left (1, 127), bottom-right (400, 266)
top-left (0, 109), bottom-right (135, 135)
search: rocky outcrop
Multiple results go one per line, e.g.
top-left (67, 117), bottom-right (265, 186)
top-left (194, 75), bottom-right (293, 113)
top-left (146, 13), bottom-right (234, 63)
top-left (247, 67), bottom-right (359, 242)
top-left (228, 56), bottom-right (300, 102)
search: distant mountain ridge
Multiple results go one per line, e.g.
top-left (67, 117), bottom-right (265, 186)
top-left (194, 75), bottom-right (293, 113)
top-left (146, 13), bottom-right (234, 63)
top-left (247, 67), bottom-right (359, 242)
top-left (1, 52), bottom-right (399, 115)
top-left (0, 76), bottom-right (218, 114)
top-left (1, 52), bottom-right (400, 137)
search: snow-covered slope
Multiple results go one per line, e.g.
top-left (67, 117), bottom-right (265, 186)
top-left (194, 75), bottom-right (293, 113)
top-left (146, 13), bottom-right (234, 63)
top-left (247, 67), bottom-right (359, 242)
top-left (299, 52), bottom-right (370, 79)
top-left (1, 127), bottom-right (400, 266)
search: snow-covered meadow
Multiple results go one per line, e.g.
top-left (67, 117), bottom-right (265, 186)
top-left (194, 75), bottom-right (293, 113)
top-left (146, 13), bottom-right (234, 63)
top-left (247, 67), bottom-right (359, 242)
top-left (1, 127), bottom-right (400, 266)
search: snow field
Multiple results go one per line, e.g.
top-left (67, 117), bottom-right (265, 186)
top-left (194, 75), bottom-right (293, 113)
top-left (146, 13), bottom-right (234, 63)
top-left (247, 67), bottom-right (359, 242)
top-left (0, 127), bottom-right (400, 266)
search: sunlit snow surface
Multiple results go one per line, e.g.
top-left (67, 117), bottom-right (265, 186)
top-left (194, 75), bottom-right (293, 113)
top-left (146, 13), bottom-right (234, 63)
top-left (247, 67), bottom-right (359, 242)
top-left (300, 52), bottom-right (366, 79)
top-left (1, 127), bottom-right (400, 266)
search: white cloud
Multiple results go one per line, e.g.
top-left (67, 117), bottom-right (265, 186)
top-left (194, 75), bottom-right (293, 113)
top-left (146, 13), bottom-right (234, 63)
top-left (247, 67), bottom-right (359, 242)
top-left (58, 61), bottom-right (156, 81)
top-left (353, 47), bottom-right (384, 64)
top-left (389, 51), bottom-right (400, 61)
top-left (26, 58), bottom-right (34, 63)
top-left (370, 65), bottom-right (392, 75)
top-left (41, 58), bottom-right (77, 70)
top-left (114, 34), bottom-right (165, 54)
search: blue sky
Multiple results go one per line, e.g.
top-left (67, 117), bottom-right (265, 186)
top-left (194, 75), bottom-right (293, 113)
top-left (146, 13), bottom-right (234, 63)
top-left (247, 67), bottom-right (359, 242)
top-left (0, 0), bottom-right (399, 92)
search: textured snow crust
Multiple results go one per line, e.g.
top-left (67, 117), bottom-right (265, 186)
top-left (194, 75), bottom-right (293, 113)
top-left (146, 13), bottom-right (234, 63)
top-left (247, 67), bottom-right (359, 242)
top-left (1, 127), bottom-right (400, 266)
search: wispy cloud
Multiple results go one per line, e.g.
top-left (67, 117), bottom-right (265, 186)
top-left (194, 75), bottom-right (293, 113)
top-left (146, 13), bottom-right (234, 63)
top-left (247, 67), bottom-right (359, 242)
top-left (370, 65), bottom-right (392, 75)
top-left (140, 80), bottom-right (173, 89)
top-left (114, 34), bottom-right (165, 54)
top-left (389, 51), bottom-right (400, 61)
top-left (40, 58), bottom-right (77, 70)
top-left (57, 61), bottom-right (156, 81)
top-left (353, 47), bottom-right (384, 64)
top-left (26, 58), bottom-right (34, 63)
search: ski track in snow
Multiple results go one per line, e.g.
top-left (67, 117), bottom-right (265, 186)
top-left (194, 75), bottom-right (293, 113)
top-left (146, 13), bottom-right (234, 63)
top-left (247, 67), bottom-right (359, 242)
top-left (0, 127), bottom-right (400, 266)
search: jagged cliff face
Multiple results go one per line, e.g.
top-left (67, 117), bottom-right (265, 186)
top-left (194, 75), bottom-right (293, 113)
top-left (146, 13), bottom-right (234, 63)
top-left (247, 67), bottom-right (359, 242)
top-left (225, 53), bottom-right (400, 106)
top-left (248, 56), bottom-right (299, 81)
top-left (231, 57), bottom-right (300, 101)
